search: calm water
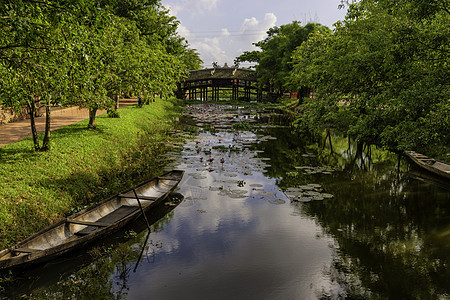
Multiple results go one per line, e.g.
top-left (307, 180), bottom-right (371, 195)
top-left (3, 104), bottom-right (450, 299)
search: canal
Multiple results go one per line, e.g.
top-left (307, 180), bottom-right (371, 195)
top-left (3, 104), bottom-right (450, 299)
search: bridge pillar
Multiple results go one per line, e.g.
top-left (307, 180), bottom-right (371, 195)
top-left (232, 81), bottom-right (238, 100)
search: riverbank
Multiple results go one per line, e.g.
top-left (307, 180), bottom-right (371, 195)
top-left (0, 99), bottom-right (182, 249)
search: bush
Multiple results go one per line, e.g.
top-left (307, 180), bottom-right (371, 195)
top-left (107, 109), bottom-right (120, 118)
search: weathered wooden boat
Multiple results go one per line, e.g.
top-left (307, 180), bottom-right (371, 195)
top-left (0, 170), bottom-right (184, 271)
top-left (405, 151), bottom-right (450, 181)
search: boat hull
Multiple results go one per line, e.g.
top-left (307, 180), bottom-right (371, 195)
top-left (405, 151), bottom-right (450, 181)
top-left (0, 170), bottom-right (184, 271)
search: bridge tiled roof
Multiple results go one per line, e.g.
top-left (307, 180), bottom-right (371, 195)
top-left (186, 68), bottom-right (257, 82)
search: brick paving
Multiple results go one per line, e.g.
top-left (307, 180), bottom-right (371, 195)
top-left (0, 98), bottom-right (137, 147)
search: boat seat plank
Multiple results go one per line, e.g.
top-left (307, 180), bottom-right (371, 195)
top-left (74, 205), bottom-right (139, 237)
top-left (118, 194), bottom-right (159, 201)
top-left (67, 220), bottom-right (110, 227)
top-left (13, 248), bottom-right (41, 254)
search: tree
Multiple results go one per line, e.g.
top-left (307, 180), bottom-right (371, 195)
top-left (236, 21), bottom-right (330, 99)
top-left (1, 0), bottom-right (201, 140)
top-left (290, 0), bottom-right (449, 157)
top-left (0, 0), bottom-right (82, 150)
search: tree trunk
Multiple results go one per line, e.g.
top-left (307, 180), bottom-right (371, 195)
top-left (115, 94), bottom-right (119, 110)
top-left (350, 142), bottom-right (364, 169)
top-left (323, 129), bottom-right (333, 153)
top-left (41, 95), bottom-right (51, 151)
top-left (27, 98), bottom-right (40, 151)
top-left (328, 130), bottom-right (333, 153)
top-left (88, 107), bottom-right (97, 129)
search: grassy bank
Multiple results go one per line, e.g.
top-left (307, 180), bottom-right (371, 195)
top-left (0, 99), bottom-right (182, 248)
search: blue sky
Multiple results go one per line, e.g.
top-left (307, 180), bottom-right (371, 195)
top-left (160, 0), bottom-right (349, 68)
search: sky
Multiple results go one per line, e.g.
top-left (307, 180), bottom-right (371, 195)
top-left (160, 0), bottom-right (349, 68)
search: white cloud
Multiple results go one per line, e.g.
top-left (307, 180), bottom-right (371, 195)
top-left (165, 0), bottom-right (219, 17)
top-left (221, 28), bottom-right (230, 37)
top-left (175, 12), bottom-right (278, 67)
top-left (239, 13), bottom-right (277, 44)
top-left (194, 37), bottom-right (229, 66)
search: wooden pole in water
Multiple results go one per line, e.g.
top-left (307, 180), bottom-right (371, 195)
top-left (133, 230), bottom-right (151, 272)
top-left (132, 188), bottom-right (152, 231)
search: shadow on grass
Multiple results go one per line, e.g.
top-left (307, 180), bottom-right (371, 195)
top-left (0, 139), bottom-right (40, 164)
top-left (38, 162), bottom-right (139, 214)
top-left (0, 124), bottom-right (112, 163)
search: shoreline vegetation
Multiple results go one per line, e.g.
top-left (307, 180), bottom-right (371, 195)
top-left (1, 97), bottom-right (448, 250)
top-left (0, 99), bottom-right (183, 249)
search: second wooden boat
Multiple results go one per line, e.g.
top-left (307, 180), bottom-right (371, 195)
top-left (0, 169), bottom-right (184, 271)
top-left (405, 151), bottom-right (450, 181)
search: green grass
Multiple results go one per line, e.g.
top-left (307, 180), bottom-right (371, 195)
top-left (0, 99), bottom-right (182, 248)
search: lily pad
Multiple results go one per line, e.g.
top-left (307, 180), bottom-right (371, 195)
top-left (228, 193), bottom-right (248, 199)
top-left (268, 199), bottom-right (286, 205)
top-left (249, 183), bottom-right (264, 187)
top-left (209, 186), bottom-right (223, 191)
top-left (231, 189), bottom-right (248, 195)
top-left (299, 185), bottom-right (315, 191)
top-left (307, 183), bottom-right (322, 188)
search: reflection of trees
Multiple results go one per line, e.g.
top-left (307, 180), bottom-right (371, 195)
top-left (254, 128), bottom-right (400, 189)
top-left (259, 127), bottom-right (450, 298)
top-left (24, 205), bottom-right (177, 299)
top-left (299, 163), bottom-right (450, 298)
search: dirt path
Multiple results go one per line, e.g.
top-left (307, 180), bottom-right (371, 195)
top-left (0, 98), bottom-right (137, 147)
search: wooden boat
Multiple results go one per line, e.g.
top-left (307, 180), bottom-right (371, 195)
top-left (0, 170), bottom-right (184, 271)
top-left (405, 151), bottom-right (450, 181)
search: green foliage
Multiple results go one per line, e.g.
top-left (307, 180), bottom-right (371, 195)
top-left (289, 0), bottom-right (449, 157)
top-left (0, 99), bottom-right (180, 248)
top-left (236, 21), bottom-right (331, 99)
top-left (0, 0), bottom-right (201, 147)
top-left (232, 122), bottom-right (253, 131)
top-left (107, 109), bottom-right (121, 118)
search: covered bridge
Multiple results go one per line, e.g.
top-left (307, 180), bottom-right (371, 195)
top-left (176, 67), bottom-right (264, 101)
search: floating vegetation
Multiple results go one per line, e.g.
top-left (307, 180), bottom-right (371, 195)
top-left (249, 183), bottom-right (263, 188)
top-left (231, 189), bottom-right (248, 195)
top-left (218, 190), bottom-right (230, 196)
top-left (232, 122), bottom-right (253, 131)
top-left (212, 145), bottom-right (228, 151)
top-left (228, 193), bottom-right (248, 199)
top-left (209, 186), bottom-right (223, 191)
top-left (259, 135), bottom-right (277, 141)
top-left (284, 184), bottom-right (334, 202)
top-left (295, 166), bottom-right (334, 175)
top-left (268, 199), bottom-right (286, 205)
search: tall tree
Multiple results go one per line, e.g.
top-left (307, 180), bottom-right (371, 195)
top-left (1, 0), bottom-right (201, 141)
top-left (236, 22), bottom-right (330, 99)
top-left (290, 0), bottom-right (450, 156)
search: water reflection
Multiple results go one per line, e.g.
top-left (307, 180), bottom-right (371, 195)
top-left (8, 104), bottom-right (450, 299)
